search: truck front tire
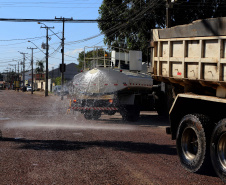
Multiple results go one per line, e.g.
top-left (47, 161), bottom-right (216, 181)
top-left (176, 114), bottom-right (210, 172)
top-left (210, 119), bottom-right (226, 183)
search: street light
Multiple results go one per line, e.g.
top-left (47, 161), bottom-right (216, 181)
top-left (38, 22), bottom-right (54, 97)
top-left (28, 40), bottom-right (45, 55)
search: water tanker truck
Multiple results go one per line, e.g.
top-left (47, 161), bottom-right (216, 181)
top-left (69, 50), bottom-right (160, 121)
top-left (150, 17), bottom-right (226, 182)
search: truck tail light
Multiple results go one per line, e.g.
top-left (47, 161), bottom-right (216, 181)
top-left (109, 99), bottom-right (113, 104)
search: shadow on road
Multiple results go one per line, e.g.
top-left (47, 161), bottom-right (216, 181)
top-left (0, 137), bottom-right (176, 156)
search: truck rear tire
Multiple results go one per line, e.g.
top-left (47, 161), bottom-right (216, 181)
top-left (92, 112), bottom-right (101, 120)
top-left (176, 114), bottom-right (210, 172)
top-left (107, 111), bottom-right (116, 115)
top-left (120, 106), bottom-right (140, 122)
top-left (210, 119), bottom-right (226, 183)
top-left (104, 110), bottom-right (116, 115)
top-left (84, 111), bottom-right (101, 120)
top-left (84, 112), bottom-right (92, 120)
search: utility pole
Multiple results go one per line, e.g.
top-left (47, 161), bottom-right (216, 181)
top-left (9, 64), bottom-right (16, 88)
top-left (27, 47), bottom-right (37, 94)
top-left (19, 52), bottom-right (27, 90)
top-left (40, 23), bottom-right (54, 97)
top-left (17, 61), bottom-right (20, 81)
top-left (4, 70), bottom-right (8, 85)
top-left (18, 61), bottom-right (19, 74)
top-left (52, 67), bottom-right (54, 78)
top-left (55, 17), bottom-right (73, 100)
top-left (166, 0), bottom-right (172, 28)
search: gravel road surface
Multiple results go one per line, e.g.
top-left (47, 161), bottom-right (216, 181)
top-left (0, 90), bottom-right (223, 184)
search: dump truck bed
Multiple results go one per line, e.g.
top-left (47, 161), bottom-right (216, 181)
top-left (151, 17), bottom-right (226, 88)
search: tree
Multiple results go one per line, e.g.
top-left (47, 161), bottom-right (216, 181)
top-left (98, 0), bottom-right (226, 60)
top-left (0, 73), bottom-right (3, 81)
top-left (55, 77), bottom-right (61, 85)
top-left (171, 0), bottom-right (226, 27)
top-left (98, 0), bottom-right (165, 61)
top-left (35, 60), bottom-right (45, 81)
top-left (36, 60), bottom-right (45, 74)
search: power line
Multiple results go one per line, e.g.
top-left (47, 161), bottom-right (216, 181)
top-left (0, 32), bottom-right (61, 42)
top-left (0, 18), bottom-right (125, 23)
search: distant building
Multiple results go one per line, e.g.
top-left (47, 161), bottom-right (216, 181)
top-left (20, 63), bottom-right (80, 91)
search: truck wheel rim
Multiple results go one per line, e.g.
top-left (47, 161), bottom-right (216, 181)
top-left (181, 127), bottom-right (198, 160)
top-left (217, 132), bottom-right (226, 169)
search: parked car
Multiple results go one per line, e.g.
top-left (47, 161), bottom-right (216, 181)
top-left (26, 86), bottom-right (32, 91)
top-left (0, 83), bottom-right (3, 90)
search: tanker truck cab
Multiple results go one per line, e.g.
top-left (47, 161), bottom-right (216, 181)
top-left (69, 50), bottom-right (155, 121)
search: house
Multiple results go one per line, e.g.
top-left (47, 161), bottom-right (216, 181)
top-left (26, 63), bottom-right (81, 91)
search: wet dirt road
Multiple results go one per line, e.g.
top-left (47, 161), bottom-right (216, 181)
top-left (0, 90), bottom-right (223, 184)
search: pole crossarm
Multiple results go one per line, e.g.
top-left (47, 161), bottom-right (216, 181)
top-left (28, 40), bottom-right (45, 55)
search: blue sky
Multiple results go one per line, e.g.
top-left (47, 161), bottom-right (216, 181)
top-left (0, 0), bottom-right (104, 73)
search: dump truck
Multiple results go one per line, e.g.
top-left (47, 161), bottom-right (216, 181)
top-left (150, 17), bottom-right (226, 182)
top-left (69, 50), bottom-right (160, 121)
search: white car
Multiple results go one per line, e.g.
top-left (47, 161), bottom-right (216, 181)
top-left (26, 86), bottom-right (32, 91)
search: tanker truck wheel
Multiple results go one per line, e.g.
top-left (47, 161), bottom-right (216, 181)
top-left (120, 106), bottom-right (140, 122)
top-left (92, 111), bottom-right (101, 120)
top-left (84, 112), bottom-right (92, 120)
top-left (176, 114), bottom-right (211, 173)
top-left (107, 111), bottom-right (117, 116)
top-left (84, 111), bottom-right (101, 120)
top-left (210, 119), bottom-right (226, 183)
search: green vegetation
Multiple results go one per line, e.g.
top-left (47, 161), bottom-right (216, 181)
top-left (98, 0), bottom-right (226, 60)
top-left (36, 60), bottom-right (45, 74)
top-left (55, 76), bottom-right (62, 85)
